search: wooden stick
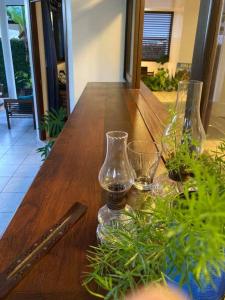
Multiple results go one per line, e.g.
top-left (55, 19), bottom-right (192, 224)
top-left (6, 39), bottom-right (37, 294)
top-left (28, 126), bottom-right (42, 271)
top-left (0, 202), bottom-right (87, 299)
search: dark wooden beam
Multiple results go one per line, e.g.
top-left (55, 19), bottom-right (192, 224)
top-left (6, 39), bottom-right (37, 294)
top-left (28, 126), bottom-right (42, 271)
top-left (132, 0), bottom-right (145, 89)
top-left (29, 2), bottom-right (45, 139)
top-left (191, 0), bottom-right (224, 131)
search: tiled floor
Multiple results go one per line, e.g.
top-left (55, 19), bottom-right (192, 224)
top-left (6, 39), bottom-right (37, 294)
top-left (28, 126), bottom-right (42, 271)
top-left (0, 107), bottom-right (44, 238)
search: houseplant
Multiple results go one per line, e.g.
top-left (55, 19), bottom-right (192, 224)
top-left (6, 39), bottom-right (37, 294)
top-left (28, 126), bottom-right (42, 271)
top-left (142, 68), bottom-right (178, 92)
top-left (162, 81), bottom-right (206, 182)
top-left (37, 107), bottom-right (67, 160)
top-left (83, 140), bottom-right (225, 300)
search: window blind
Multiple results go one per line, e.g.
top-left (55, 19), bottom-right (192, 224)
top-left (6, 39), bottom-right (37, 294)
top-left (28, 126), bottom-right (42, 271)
top-left (142, 12), bottom-right (174, 62)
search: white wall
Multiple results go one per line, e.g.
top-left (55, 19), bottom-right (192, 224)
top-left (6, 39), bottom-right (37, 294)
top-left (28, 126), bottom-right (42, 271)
top-left (68, 0), bottom-right (126, 109)
top-left (145, 0), bottom-right (174, 11)
top-left (179, 0), bottom-right (200, 63)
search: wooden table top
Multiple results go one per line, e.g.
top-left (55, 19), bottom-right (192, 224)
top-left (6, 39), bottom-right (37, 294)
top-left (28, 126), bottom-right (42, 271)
top-left (0, 83), bottom-right (166, 299)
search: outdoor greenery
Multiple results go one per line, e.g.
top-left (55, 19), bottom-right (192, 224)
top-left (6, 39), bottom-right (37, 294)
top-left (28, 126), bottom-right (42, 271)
top-left (7, 6), bottom-right (25, 36)
top-left (15, 71), bottom-right (32, 90)
top-left (0, 42), bottom-right (7, 94)
top-left (83, 140), bottom-right (225, 299)
top-left (0, 39), bottom-right (31, 96)
top-left (37, 108), bottom-right (67, 161)
top-left (0, 6), bottom-right (30, 96)
top-left (142, 68), bottom-right (190, 92)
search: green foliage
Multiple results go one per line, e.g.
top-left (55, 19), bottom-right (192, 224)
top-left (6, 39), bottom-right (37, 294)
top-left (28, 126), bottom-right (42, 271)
top-left (142, 67), bottom-right (190, 92)
top-left (164, 134), bottom-right (199, 181)
top-left (40, 107), bottom-right (67, 138)
top-left (84, 141), bottom-right (225, 299)
top-left (0, 42), bottom-right (7, 95)
top-left (0, 39), bottom-right (31, 96)
top-left (36, 141), bottom-right (54, 161)
top-left (162, 109), bottom-right (201, 181)
top-left (15, 71), bottom-right (32, 90)
top-left (175, 69), bottom-right (190, 81)
top-left (37, 108), bottom-right (67, 160)
top-left (7, 6), bottom-right (25, 34)
top-left (142, 68), bottom-right (178, 92)
top-left (155, 55), bottom-right (169, 65)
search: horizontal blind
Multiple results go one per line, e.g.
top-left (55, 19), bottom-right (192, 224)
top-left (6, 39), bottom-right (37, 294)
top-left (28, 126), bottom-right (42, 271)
top-left (142, 12), bottom-right (173, 62)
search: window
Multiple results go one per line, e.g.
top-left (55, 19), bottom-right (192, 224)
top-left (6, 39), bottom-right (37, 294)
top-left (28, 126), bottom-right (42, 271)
top-left (142, 11), bottom-right (174, 62)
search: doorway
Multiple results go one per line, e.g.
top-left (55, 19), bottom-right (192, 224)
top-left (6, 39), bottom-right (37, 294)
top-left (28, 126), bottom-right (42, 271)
top-left (141, 0), bottom-right (201, 109)
top-left (125, 0), bottom-right (224, 136)
top-left (0, 0), bottom-right (34, 98)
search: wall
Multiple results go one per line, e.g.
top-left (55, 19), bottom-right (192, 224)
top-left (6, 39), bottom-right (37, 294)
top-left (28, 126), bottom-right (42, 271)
top-left (178, 0), bottom-right (200, 63)
top-left (142, 0), bottom-right (200, 75)
top-left (68, 0), bottom-right (126, 109)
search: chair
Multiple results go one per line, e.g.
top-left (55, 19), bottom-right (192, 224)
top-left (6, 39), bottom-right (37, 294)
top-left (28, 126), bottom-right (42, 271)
top-left (4, 97), bottom-right (36, 130)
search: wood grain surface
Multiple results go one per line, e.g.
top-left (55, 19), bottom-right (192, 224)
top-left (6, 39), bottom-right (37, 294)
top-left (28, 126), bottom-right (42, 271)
top-left (0, 83), bottom-right (166, 299)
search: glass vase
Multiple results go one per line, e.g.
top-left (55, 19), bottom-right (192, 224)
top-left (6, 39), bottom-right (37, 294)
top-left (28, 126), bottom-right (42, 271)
top-left (162, 80), bottom-right (206, 181)
top-left (97, 131), bottom-right (134, 242)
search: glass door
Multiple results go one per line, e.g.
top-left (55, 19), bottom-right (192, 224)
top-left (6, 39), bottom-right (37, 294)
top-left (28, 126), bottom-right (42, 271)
top-left (7, 4), bottom-right (33, 97)
top-left (0, 0), bottom-right (33, 99)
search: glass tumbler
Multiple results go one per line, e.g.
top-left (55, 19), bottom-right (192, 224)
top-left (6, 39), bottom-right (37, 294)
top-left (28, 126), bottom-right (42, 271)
top-left (127, 140), bottom-right (161, 191)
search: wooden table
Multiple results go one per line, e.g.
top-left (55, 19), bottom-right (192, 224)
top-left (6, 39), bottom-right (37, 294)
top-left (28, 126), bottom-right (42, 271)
top-left (0, 83), bottom-right (166, 299)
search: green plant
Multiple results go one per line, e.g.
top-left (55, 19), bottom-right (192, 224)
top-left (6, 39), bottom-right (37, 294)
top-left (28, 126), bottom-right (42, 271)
top-left (37, 107), bottom-right (67, 160)
top-left (175, 69), bottom-right (190, 81)
top-left (164, 134), bottom-right (200, 181)
top-left (83, 141), bottom-right (225, 299)
top-left (161, 108), bottom-right (202, 181)
top-left (7, 6), bottom-right (25, 37)
top-left (142, 68), bottom-right (178, 92)
top-left (142, 67), bottom-right (190, 93)
top-left (0, 38), bottom-right (31, 96)
top-left (15, 71), bottom-right (32, 90)
top-left (156, 55), bottom-right (169, 65)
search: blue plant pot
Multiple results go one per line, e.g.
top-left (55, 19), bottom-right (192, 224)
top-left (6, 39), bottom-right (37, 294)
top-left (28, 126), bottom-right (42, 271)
top-left (167, 271), bottom-right (225, 300)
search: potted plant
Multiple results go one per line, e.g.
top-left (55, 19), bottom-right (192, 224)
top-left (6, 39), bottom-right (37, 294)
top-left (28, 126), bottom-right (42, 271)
top-left (37, 107), bottom-right (67, 160)
top-left (83, 140), bottom-right (225, 300)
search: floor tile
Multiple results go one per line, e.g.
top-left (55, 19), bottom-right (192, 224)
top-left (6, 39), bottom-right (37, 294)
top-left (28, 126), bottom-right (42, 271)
top-left (3, 177), bottom-right (34, 193)
top-left (23, 153), bottom-right (43, 165)
top-left (14, 164), bottom-right (40, 177)
top-left (0, 212), bottom-right (14, 238)
top-left (0, 110), bottom-right (42, 197)
top-left (0, 153), bottom-right (28, 165)
top-left (0, 193), bottom-right (24, 212)
top-left (0, 177), bottom-right (11, 192)
top-left (0, 164), bottom-right (19, 177)
top-left (5, 145), bottom-right (34, 155)
top-left (14, 139), bottom-right (41, 146)
top-left (0, 135), bottom-right (19, 145)
top-left (0, 147), bottom-right (9, 156)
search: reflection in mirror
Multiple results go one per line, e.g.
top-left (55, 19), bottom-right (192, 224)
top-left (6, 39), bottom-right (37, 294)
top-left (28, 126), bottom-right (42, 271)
top-left (141, 0), bottom-right (200, 109)
top-left (141, 0), bottom-right (225, 151)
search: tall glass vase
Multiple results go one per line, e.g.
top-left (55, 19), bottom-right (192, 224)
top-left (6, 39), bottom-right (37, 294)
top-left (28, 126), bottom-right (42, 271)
top-left (162, 80), bottom-right (206, 181)
top-left (97, 131), bottom-right (134, 241)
